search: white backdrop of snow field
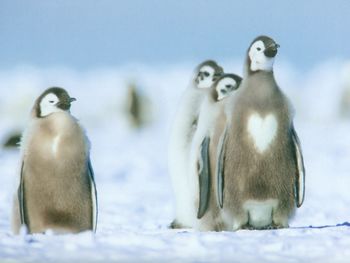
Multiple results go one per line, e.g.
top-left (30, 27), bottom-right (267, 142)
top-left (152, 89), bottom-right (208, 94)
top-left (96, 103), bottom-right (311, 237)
top-left (1, 60), bottom-right (350, 262)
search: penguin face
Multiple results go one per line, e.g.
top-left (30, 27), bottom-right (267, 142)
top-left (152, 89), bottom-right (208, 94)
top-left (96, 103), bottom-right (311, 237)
top-left (194, 60), bottom-right (224, 89)
top-left (36, 87), bottom-right (76, 118)
top-left (195, 65), bottom-right (216, 89)
top-left (213, 74), bottom-right (242, 101)
top-left (248, 36), bottom-right (280, 72)
top-left (216, 77), bottom-right (237, 101)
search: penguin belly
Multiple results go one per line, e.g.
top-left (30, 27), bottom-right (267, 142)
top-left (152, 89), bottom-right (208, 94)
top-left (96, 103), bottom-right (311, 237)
top-left (24, 117), bottom-right (91, 233)
top-left (243, 199), bottom-right (278, 229)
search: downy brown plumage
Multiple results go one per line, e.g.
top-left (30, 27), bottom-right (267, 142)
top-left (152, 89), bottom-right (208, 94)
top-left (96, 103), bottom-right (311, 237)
top-left (217, 36), bottom-right (305, 230)
top-left (12, 87), bottom-right (98, 234)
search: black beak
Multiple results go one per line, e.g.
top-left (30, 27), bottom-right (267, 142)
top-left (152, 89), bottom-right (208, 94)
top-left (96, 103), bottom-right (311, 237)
top-left (264, 43), bottom-right (280, 58)
top-left (57, 97), bottom-right (76, 110)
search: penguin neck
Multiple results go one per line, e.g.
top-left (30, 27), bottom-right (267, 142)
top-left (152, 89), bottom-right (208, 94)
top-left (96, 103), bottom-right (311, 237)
top-left (246, 69), bottom-right (275, 81)
top-left (208, 87), bottom-right (219, 103)
top-left (243, 67), bottom-right (278, 96)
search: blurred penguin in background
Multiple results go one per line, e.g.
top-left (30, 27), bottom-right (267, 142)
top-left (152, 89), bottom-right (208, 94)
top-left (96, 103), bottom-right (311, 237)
top-left (125, 82), bottom-right (153, 129)
top-left (339, 63), bottom-right (350, 119)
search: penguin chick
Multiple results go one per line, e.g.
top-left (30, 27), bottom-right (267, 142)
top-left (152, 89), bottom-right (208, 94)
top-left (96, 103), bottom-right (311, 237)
top-left (215, 74), bottom-right (242, 101)
top-left (218, 36), bottom-right (305, 231)
top-left (169, 60), bottom-right (224, 229)
top-left (191, 74), bottom-right (242, 231)
top-left (12, 87), bottom-right (98, 234)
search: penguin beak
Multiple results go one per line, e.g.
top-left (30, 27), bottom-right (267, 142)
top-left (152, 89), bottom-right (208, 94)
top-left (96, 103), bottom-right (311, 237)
top-left (56, 97), bottom-right (76, 110)
top-left (264, 43), bottom-right (280, 58)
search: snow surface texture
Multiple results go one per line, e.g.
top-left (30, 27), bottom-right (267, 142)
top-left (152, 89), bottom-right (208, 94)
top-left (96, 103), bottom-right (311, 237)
top-left (1, 60), bottom-right (350, 262)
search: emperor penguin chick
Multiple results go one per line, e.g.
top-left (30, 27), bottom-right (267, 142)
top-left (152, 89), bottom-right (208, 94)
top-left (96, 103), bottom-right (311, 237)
top-left (12, 87), bottom-right (98, 234)
top-left (219, 36), bottom-right (305, 230)
top-left (169, 60), bottom-right (224, 229)
top-left (192, 74), bottom-right (242, 231)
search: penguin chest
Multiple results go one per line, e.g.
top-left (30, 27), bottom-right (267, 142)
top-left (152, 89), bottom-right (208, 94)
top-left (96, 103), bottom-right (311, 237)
top-left (43, 116), bottom-right (82, 158)
top-left (247, 113), bottom-right (278, 153)
top-left (51, 135), bottom-right (60, 156)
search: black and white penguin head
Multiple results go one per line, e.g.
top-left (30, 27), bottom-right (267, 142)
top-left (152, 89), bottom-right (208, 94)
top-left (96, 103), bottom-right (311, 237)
top-left (212, 74), bottom-right (242, 101)
top-left (194, 60), bottom-right (224, 89)
top-left (35, 87), bottom-right (76, 118)
top-left (247, 36), bottom-right (280, 73)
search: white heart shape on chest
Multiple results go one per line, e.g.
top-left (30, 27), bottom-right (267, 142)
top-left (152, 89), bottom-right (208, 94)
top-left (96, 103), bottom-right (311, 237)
top-left (247, 113), bottom-right (278, 153)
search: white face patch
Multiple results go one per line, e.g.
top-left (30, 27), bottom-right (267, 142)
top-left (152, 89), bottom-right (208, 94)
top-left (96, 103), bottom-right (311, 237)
top-left (216, 77), bottom-right (237, 101)
top-left (196, 65), bottom-right (215, 89)
top-left (248, 40), bottom-right (275, 72)
top-left (247, 113), bottom-right (278, 153)
top-left (39, 93), bottom-right (62, 117)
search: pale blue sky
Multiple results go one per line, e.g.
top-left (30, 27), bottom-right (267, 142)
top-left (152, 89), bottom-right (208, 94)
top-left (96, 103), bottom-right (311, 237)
top-left (0, 0), bottom-right (349, 69)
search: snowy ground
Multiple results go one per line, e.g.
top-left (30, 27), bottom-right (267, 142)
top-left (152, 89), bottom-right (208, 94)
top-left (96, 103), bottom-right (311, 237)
top-left (1, 61), bottom-right (350, 262)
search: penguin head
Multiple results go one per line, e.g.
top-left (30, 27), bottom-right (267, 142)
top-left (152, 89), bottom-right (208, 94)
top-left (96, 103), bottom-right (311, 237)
top-left (35, 87), bottom-right (76, 118)
top-left (247, 35), bottom-right (280, 73)
top-left (211, 74), bottom-right (242, 101)
top-left (194, 60), bottom-right (224, 89)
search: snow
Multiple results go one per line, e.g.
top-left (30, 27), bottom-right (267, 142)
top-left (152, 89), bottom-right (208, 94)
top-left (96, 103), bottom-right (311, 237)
top-left (1, 60), bottom-right (350, 262)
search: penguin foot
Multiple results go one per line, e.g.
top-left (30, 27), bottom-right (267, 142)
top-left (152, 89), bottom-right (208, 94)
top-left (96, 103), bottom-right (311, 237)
top-left (169, 220), bottom-right (185, 229)
top-left (241, 224), bottom-right (255, 230)
top-left (270, 222), bottom-right (289, 229)
top-left (241, 223), bottom-right (286, 230)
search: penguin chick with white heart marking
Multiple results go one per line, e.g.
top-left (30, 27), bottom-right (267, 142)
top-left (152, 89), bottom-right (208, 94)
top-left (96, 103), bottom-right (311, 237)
top-left (11, 87), bottom-right (98, 234)
top-left (169, 60), bottom-right (224, 229)
top-left (218, 36), bottom-right (305, 230)
top-left (191, 74), bottom-right (242, 231)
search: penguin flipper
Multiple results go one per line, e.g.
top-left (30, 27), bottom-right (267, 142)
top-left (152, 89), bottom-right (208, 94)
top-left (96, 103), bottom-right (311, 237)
top-left (292, 126), bottom-right (305, 207)
top-left (197, 136), bottom-right (211, 219)
top-left (216, 127), bottom-right (227, 208)
top-left (87, 158), bottom-right (98, 232)
top-left (18, 161), bottom-right (26, 226)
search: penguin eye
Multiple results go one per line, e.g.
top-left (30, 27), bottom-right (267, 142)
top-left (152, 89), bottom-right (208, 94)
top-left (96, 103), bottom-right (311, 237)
top-left (49, 100), bottom-right (55, 103)
top-left (225, 84), bottom-right (233, 90)
top-left (257, 47), bottom-right (261, 51)
top-left (204, 71), bottom-right (210, 77)
top-left (220, 89), bottom-right (227, 94)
